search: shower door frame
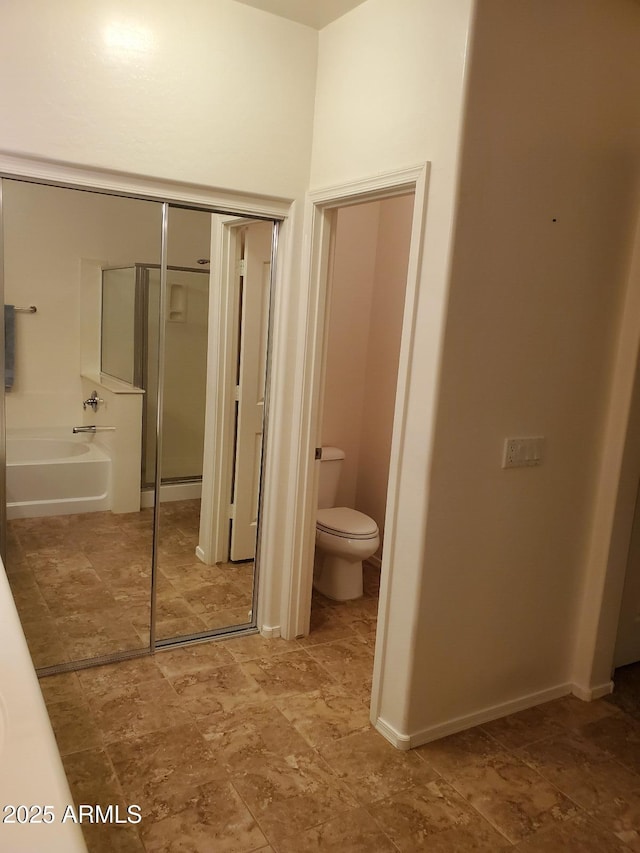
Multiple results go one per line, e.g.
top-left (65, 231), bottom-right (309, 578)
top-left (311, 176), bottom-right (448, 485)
top-left (0, 158), bottom-right (289, 675)
top-left (102, 262), bottom-right (212, 490)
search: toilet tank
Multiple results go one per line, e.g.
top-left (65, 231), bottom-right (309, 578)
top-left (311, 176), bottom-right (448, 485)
top-left (318, 446), bottom-right (345, 509)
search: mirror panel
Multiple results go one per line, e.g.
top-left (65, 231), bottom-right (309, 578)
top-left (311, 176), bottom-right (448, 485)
top-left (1, 179), bottom-right (161, 669)
top-left (154, 210), bottom-right (273, 642)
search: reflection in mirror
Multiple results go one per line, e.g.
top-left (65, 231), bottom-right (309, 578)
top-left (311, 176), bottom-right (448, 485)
top-left (154, 210), bottom-right (274, 643)
top-left (2, 179), bottom-right (161, 670)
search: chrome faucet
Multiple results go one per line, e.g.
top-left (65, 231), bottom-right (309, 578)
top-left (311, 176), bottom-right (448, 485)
top-left (72, 425), bottom-right (96, 434)
top-left (83, 390), bottom-right (103, 412)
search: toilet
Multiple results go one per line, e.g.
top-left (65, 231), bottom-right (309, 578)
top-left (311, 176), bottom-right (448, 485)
top-left (314, 447), bottom-right (380, 601)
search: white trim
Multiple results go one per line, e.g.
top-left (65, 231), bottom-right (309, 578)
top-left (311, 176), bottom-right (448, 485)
top-left (281, 164), bottom-right (430, 646)
top-left (374, 716), bottom-right (412, 751)
top-left (199, 216), bottom-right (244, 565)
top-left (0, 152), bottom-right (291, 219)
top-left (0, 152), bottom-right (294, 645)
top-left (571, 680), bottom-right (614, 701)
top-left (259, 624), bottom-right (281, 638)
top-left (398, 683), bottom-right (574, 749)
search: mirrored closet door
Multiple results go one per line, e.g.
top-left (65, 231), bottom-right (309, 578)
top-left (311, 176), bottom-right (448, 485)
top-left (0, 177), bottom-right (277, 674)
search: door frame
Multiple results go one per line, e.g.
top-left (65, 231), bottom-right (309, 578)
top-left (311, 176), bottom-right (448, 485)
top-left (280, 164), bottom-right (430, 716)
top-left (198, 215), bottom-right (277, 566)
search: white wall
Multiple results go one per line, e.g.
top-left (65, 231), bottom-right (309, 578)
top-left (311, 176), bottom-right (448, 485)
top-left (0, 0), bottom-right (317, 199)
top-left (310, 0), bottom-right (475, 738)
top-left (405, 0), bottom-right (640, 740)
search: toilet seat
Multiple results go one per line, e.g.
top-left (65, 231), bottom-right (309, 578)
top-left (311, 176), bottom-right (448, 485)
top-left (316, 507), bottom-right (378, 540)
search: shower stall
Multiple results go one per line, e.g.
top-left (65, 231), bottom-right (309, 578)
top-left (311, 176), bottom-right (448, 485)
top-left (101, 264), bottom-right (210, 491)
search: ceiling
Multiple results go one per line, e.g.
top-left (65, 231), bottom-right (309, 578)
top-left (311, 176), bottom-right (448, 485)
top-left (233, 0), bottom-right (368, 29)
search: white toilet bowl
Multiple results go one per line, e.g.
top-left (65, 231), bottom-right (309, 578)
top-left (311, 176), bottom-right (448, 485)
top-left (314, 506), bottom-right (380, 601)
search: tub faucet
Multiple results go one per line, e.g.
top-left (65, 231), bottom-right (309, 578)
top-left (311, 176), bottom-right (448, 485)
top-left (83, 390), bottom-right (103, 412)
top-left (72, 425), bottom-right (96, 434)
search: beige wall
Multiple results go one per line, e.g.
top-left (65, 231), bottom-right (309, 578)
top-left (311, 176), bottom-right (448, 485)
top-left (322, 201), bottom-right (380, 508)
top-left (321, 195), bottom-right (412, 553)
top-left (0, 0), bottom-right (317, 198)
top-left (406, 0), bottom-right (640, 738)
top-left (357, 195), bottom-right (413, 547)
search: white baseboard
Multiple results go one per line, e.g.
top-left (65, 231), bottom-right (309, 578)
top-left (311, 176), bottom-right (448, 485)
top-left (259, 624), bottom-right (281, 638)
top-left (571, 680), bottom-right (614, 701)
top-left (374, 716), bottom-right (412, 750)
top-left (393, 682), bottom-right (575, 749)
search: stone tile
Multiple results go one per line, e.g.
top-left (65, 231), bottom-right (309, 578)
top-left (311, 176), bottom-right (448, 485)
top-left (319, 728), bottom-right (439, 804)
top-left (21, 616), bottom-right (70, 669)
top-left (77, 655), bottom-right (166, 698)
top-left (513, 813), bottom-right (630, 852)
top-left (242, 649), bottom-right (338, 698)
top-left (296, 603), bottom-right (359, 646)
top-left (108, 723), bottom-right (223, 821)
top-left (305, 636), bottom-right (374, 697)
top-left (416, 727), bottom-right (505, 777)
top-left (38, 670), bottom-right (85, 706)
top-left (518, 730), bottom-right (640, 810)
top-left (202, 703), bottom-right (311, 776)
top-left (139, 780), bottom-right (267, 852)
top-left (224, 634), bottom-right (298, 663)
top-left (539, 694), bottom-right (622, 731)
top-left (78, 824), bottom-right (146, 853)
top-left (580, 712), bottom-right (640, 774)
top-left (86, 678), bottom-right (191, 743)
top-left (155, 640), bottom-right (235, 678)
top-left (590, 787), bottom-right (640, 852)
top-left (370, 778), bottom-right (512, 851)
top-left (46, 698), bottom-right (103, 755)
top-left (56, 610), bottom-right (143, 660)
top-left (274, 684), bottom-right (371, 748)
top-left (277, 806), bottom-right (397, 853)
top-left (232, 748), bottom-right (358, 846)
top-left (444, 751), bottom-right (579, 844)
top-left (62, 747), bottom-right (126, 809)
top-left (480, 705), bottom-right (566, 750)
top-left (168, 662), bottom-right (267, 718)
top-left (335, 595), bottom-right (379, 637)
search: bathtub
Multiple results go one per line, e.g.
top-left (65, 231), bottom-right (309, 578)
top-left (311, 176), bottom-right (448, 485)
top-left (6, 429), bottom-right (111, 520)
top-left (0, 559), bottom-right (87, 851)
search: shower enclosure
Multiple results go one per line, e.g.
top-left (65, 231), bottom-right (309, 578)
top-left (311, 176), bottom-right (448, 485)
top-left (101, 264), bottom-right (209, 490)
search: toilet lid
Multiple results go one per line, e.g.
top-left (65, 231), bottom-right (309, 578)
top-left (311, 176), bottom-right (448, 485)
top-left (316, 507), bottom-right (379, 539)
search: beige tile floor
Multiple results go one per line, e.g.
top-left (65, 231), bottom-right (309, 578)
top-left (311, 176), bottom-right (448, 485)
top-left (36, 563), bottom-right (640, 852)
top-left (6, 501), bottom-right (254, 669)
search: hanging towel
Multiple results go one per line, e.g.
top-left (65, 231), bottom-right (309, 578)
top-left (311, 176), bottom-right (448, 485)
top-left (4, 304), bottom-right (15, 390)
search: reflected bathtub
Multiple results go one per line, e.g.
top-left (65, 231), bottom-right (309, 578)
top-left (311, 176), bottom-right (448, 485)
top-left (6, 429), bottom-right (111, 519)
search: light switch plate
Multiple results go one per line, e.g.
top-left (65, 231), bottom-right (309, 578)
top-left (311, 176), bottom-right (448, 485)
top-left (503, 436), bottom-right (545, 468)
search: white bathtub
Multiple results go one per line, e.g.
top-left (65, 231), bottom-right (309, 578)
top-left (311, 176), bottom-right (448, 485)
top-left (0, 559), bottom-right (87, 851)
top-left (6, 429), bottom-right (111, 520)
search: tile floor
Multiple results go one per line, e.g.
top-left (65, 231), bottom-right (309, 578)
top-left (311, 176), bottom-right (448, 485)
top-left (36, 561), bottom-right (640, 852)
top-left (6, 501), bottom-right (254, 669)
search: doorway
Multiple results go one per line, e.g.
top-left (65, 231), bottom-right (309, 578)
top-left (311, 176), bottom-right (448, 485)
top-left (308, 195), bottom-right (414, 645)
top-left (0, 177), bottom-right (279, 674)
